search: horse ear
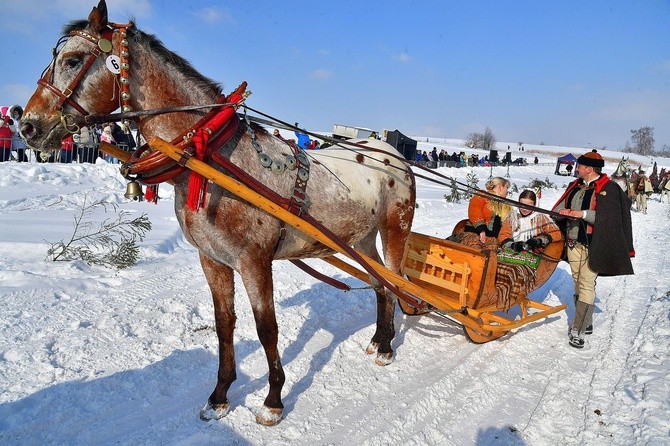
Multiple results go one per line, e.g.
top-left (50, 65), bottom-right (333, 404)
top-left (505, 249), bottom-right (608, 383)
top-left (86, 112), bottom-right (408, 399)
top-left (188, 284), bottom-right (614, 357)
top-left (88, 0), bottom-right (109, 32)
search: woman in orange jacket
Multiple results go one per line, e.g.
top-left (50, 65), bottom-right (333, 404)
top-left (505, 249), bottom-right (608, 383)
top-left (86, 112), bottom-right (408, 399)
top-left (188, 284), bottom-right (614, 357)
top-left (450, 176), bottom-right (512, 250)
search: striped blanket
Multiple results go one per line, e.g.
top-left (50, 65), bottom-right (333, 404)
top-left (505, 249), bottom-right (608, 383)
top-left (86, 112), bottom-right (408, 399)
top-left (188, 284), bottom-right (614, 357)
top-left (494, 262), bottom-right (536, 310)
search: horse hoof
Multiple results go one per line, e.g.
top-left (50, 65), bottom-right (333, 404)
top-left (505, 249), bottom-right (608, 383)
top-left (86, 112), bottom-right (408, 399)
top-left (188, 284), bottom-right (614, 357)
top-left (255, 406), bottom-right (283, 426)
top-left (200, 401), bottom-right (230, 421)
top-left (375, 352), bottom-right (394, 366)
top-left (365, 342), bottom-right (379, 355)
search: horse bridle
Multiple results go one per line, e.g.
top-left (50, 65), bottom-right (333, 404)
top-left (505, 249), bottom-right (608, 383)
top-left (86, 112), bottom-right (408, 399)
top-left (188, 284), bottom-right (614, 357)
top-left (37, 23), bottom-right (131, 133)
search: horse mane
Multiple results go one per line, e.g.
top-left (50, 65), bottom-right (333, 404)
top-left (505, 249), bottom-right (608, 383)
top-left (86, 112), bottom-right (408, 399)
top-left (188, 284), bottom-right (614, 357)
top-left (63, 20), bottom-right (89, 35)
top-left (62, 19), bottom-right (223, 99)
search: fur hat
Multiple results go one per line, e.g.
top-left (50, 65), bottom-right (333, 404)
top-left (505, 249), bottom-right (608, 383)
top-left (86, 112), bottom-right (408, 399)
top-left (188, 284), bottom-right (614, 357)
top-left (577, 149), bottom-right (604, 168)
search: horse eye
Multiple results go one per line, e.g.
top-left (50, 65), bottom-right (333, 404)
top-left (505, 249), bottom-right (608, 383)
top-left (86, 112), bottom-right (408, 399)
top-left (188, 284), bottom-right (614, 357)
top-left (64, 57), bottom-right (81, 69)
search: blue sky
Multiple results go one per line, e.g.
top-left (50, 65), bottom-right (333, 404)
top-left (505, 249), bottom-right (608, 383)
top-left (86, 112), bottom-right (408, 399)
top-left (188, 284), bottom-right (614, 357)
top-left (1, 0), bottom-right (668, 150)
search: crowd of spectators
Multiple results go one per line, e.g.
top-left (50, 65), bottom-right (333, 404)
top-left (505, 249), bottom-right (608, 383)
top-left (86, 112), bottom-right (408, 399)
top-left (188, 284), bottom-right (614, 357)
top-left (415, 147), bottom-right (486, 168)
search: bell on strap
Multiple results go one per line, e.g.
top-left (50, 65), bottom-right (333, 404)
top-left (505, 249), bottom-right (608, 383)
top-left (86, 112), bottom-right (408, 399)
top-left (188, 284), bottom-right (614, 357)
top-left (124, 179), bottom-right (144, 201)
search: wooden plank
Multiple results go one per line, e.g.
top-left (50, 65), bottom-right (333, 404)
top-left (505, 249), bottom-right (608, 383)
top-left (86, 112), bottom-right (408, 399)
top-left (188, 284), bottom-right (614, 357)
top-left (320, 255), bottom-right (463, 312)
top-left (404, 250), bottom-right (468, 275)
top-left (405, 232), bottom-right (492, 307)
top-left (403, 266), bottom-right (467, 296)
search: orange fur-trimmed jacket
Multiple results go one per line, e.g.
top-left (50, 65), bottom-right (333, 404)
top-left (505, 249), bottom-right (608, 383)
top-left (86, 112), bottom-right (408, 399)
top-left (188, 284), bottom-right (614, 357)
top-left (465, 193), bottom-right (511, 242)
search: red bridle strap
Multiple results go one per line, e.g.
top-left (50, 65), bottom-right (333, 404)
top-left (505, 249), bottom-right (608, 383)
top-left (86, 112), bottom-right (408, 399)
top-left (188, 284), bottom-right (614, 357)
top-left (37, 44), bottom-right (101, 116)
top-left (37, 25), bottom-right (128, 121)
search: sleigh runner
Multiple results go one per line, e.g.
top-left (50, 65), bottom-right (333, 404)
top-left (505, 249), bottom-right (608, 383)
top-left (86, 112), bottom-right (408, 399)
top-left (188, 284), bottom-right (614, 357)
top-left (139, 136), bottom-right (566, 344)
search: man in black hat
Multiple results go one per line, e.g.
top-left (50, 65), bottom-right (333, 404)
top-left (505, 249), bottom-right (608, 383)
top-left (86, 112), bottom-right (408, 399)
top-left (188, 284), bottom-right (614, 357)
top-left (552, 150), bottom-right (635, 348)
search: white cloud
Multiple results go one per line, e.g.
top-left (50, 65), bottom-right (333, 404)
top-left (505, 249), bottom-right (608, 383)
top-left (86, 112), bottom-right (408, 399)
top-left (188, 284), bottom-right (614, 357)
top-left (564, 83), bottom-right (586, 92)
top-left (309, 68), bottom-right (334, 80)
top-left (7, 0), bottom-right (151, 20)
top-left (1, 0), bottom-right (152, 39)
top-left (190, 7), bottom-right (234, 24)
top-left (657, 60), bottom-right (670, 74)
top-left (1, 84), bottom-right (38, 107)
top-left (394, 52), bottom-right (412, 63)
top-left (418, 125), bottom-right (446, 137)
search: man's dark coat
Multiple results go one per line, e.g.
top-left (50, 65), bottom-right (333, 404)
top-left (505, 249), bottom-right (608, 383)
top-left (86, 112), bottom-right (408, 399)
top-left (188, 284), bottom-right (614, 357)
top-left (553, 174), bottom-right (634, 276)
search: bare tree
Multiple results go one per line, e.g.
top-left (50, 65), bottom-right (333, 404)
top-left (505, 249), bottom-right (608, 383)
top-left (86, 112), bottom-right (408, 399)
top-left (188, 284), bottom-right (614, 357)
top-left (465, 127), bottom-right (497, 149)
top-left (630, 127), bottom-right (654, 156)
top-left (465, 132), bottom-right (483, 148)
top-left (482, 127), bottom-right (496, 150)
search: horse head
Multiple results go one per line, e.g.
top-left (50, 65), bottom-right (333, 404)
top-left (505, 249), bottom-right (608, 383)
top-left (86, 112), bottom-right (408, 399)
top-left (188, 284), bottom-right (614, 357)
top-left (21, 0), bottom-right (220, 153)
top-left (612, 156), bottom-right (630, 177)
top-left (20, 1), bottom-right (119, 151)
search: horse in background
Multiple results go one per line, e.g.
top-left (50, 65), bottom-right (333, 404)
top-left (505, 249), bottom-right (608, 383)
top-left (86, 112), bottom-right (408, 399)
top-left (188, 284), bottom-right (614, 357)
top-left (19, 0), bottom-right (416, 425)
top-left (611, 157), bottom-right (634, 198)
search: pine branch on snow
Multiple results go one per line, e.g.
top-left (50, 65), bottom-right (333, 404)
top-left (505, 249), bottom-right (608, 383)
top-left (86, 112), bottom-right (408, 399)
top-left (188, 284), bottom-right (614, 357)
top-left (46, 196), bottom-right (152, 269)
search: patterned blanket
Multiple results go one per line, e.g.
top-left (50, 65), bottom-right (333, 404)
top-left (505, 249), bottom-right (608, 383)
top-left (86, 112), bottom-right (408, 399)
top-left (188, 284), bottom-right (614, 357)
top-left (494, 262), bottom-right (536, 310)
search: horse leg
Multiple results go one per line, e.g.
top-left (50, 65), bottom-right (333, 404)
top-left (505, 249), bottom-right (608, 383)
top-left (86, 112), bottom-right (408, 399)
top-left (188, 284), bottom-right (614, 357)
top-left (198, 253), bottom-right (237, 421)
top-left (364, 195), bottom-right (415, 366)
top-left (356, 230), bottom-right (397, 366)
top-left (239, 258), bottom-right (286, 426)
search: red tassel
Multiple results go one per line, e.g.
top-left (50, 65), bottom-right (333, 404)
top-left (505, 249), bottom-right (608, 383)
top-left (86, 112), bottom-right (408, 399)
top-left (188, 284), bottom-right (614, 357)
top-left (186, 128), bottom-right (210, 212)
top-left (145, 185), bottom-right (159, 204)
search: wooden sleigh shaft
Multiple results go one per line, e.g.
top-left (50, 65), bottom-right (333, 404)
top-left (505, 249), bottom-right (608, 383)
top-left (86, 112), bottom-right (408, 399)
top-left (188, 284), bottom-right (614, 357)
top-left (145, 137), bottom-right (426, 305)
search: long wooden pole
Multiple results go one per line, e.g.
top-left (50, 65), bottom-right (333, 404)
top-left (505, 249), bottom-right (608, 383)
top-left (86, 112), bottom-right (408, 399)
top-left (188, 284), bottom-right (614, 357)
top-left (146, 136), bottom-right (464, 311)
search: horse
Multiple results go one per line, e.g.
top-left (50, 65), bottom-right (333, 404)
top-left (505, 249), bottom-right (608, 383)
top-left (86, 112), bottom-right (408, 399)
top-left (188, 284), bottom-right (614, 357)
top-left (19, 0), bottom-right (416, 425)
top-left (611, 157), bottom-right (633, 197)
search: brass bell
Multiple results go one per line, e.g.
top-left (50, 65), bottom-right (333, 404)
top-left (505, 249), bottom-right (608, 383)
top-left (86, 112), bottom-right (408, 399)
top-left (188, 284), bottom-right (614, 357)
top-left (124, 180), bottom-right (144, 201)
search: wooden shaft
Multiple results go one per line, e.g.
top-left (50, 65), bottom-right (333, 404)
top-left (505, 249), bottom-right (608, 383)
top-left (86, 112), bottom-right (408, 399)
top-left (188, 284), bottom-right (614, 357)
top-left (99, 141), bottom-right (132, 163)
top-left (147, 136), bottom-right (432, 305)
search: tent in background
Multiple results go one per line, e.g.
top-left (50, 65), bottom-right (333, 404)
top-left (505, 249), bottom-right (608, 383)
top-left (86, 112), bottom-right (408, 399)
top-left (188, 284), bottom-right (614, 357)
top-left (384, 130), bottom-right (417, 161)
top-left (555, 153), bottom-right (577, 175)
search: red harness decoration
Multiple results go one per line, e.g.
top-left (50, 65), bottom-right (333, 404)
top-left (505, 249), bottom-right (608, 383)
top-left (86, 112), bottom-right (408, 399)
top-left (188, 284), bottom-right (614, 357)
top-left (187, 128), bottom-right (210, 211)
top-left (122, 82), bottom-right (249, 208)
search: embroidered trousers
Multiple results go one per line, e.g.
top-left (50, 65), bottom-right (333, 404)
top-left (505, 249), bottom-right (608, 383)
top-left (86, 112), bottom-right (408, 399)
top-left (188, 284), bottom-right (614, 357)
top-left (567, 242), bottom-right (598, 306)
top-left (567, 242), bottom-right (597, 333)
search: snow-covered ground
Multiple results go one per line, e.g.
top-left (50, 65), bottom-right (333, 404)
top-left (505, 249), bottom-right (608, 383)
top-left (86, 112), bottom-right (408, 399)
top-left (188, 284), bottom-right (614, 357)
top-left (1, 142), bottom-right (668, 445)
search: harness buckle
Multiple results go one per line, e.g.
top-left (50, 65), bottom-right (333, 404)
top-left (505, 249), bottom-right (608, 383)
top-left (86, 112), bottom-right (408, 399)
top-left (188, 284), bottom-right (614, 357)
top-left (177, 148), bottom-right (193, 167)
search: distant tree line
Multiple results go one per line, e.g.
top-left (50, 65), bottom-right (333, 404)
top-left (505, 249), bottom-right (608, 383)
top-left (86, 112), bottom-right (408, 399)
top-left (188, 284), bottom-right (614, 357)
top-left (627, 126), bottom-right (670, 157)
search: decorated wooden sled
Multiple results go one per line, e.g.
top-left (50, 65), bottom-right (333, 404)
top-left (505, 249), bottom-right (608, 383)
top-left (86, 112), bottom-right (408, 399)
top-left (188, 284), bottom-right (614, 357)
top-left (136, 137), bottom-right (566, 344)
